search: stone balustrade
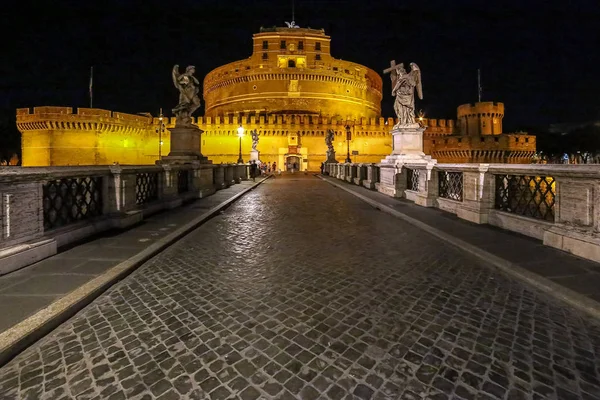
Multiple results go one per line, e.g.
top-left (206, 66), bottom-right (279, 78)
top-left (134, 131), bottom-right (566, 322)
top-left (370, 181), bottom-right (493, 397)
top-left (0, 163), bottom-right (249, 275)
top-left (324, 162), bottom-right (600, 263)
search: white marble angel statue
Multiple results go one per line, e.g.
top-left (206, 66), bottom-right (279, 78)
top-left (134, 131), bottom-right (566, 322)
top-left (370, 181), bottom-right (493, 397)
top-left (392, 63), bottom-right (423, 127)
top-left (172, 65), bottom-right (201, 126)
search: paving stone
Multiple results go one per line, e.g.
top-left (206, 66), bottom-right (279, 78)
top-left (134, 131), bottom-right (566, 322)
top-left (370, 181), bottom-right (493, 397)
top-left (0, 177), bottom-right (600, 399)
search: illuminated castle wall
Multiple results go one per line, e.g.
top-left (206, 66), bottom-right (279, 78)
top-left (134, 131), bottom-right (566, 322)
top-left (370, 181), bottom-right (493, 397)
top-left (203, 27), bottom-right (382, 119)
top-left (426, 102), bottom-right (536, 164)
top-left (16, 106), bottom-right (451, 169)
top-left (16, 27), bottom-right (535, 167)
top-left (16, 107), bottom-right (165, 166)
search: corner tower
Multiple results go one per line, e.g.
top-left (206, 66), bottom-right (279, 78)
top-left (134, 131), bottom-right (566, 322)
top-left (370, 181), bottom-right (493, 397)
top-left (203, 27), bottom-right (382, 119)
top-left (457, 102), bottom-right (504, 136)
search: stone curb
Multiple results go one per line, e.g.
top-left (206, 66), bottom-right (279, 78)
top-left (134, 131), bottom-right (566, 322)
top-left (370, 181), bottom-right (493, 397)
top-left (0, 177), bottom-right (270, 367)
top-left (318, 175), bottom-right (600, 320)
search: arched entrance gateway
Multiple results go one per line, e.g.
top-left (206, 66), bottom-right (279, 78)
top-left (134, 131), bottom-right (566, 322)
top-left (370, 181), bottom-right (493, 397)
top-left (285, 155), bottom-right (301, 171)
top-left (276, 131), bottom-right (308, 172)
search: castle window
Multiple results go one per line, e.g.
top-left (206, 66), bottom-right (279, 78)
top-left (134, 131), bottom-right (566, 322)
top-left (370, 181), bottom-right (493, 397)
top-left (262, 40), bottom-right (268, 49)
top-left (458, 138), bottom-right (462, 143)
top-left (288, 60), bottom-right (296, 68)
top-left (262, 52), bottom-right (268, 60)
top-left (432, 140), bottom-right (436, 144)
top-left (315, 42), bottom-right (321, 51)
top-left (494, 137), bottom-right (499, 142)
top-left (280, 40), bottom-right (286, 49)
top-left (298, 41), bottom-right (304, 50)
top-left (333, 67), bottom-right (338, 71)
top-left (525, 138), bottom-right (529, 143)
top-left (315, 54), bottom-right (321, 61)
top-left (480, 137), bottom-right (485, 142)
top-left (515, 137), bottom-right (519, 142)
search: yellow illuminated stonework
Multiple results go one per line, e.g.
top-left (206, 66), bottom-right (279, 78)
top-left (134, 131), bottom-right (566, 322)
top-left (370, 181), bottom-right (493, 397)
top-left (16, 107), bottom-right (170, 166)
top-left (203, 27), bottom-right (383, 119)
top-left (16, 28), bottom-right (535, 168)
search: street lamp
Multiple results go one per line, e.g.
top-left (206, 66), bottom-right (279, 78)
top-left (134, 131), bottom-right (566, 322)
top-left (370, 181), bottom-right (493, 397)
top-left (156, 108), bottom-right (165, 159)
top-left (237, 125), bottom-right (245, 163)
top-left (345, 125), bottom-right (352, 163)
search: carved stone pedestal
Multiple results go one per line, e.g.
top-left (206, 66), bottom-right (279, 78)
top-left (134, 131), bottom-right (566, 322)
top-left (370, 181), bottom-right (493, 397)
top-left (376, 124), bottom-right (436, 198)
top-left (326, 150), bottom-right (338, 164)
top-left (158, 125), bottom-right (211, 165)
top-left (380, 124), bottom-right (428, 163)
top-left (250, 150), bottom-right (260, 162)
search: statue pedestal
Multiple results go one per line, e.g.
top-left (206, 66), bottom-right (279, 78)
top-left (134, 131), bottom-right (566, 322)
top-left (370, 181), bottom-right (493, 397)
top-left (380, 124), bottom-right (432, 164)
top-left (250, 150), bottom-right (260, 162)
top-left (326, 150), bottom-right (338, 164)
top-left (159, 125), bottom-right (211, 165)
top-left (376, 124), bottom-right (436, 198)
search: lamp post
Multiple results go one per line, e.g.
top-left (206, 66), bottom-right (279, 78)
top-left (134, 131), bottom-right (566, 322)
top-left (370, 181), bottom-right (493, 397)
top-left (237, 125), bottom-right (245, 163)
top-left (156, 108), bottom-right (165, 159)
top-left (345, 125), bottom-right (352, 163)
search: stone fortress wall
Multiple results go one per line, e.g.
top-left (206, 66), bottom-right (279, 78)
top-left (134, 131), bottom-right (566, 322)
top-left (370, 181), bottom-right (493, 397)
top-left (15, 26), bottom-right (536, 168)
top-left (457, 101), bottom-right (504, 136)
top-left (203, 27), bottom-right (382, 120)
top-left (16, 107), bottom-right (164, 167)
top-left (16, 106), bottom-right (455, 169)
top-left (425, 102), bottom-right (536, 164)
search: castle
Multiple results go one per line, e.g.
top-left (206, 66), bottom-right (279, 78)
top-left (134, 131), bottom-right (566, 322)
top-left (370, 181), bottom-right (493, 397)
top-left (16, 26), bottom-right (535, 168)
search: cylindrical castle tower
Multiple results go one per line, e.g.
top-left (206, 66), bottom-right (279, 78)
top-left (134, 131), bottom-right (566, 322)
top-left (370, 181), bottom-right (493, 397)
top-left (203, 27), bottom-right (383, 120)
top-left (457, 102), bottom-right (504, 136)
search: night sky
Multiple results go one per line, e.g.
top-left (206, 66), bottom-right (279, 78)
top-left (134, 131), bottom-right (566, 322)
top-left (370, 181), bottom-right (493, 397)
top-left (2, 0), bottom-right (599, 154)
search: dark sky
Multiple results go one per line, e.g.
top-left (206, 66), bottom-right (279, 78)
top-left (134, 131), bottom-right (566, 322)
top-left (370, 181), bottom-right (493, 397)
top-left (2, 0), bottom-right (600, 152)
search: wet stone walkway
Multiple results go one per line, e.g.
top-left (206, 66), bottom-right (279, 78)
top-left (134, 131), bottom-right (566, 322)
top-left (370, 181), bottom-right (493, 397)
top-left (1, 175), bottom-right (600, 400)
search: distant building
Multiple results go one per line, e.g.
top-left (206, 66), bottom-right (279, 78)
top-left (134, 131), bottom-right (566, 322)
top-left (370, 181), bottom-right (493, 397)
top-left (16, 26), bottom-right (535, 167)
top-left (424, 102), bottom-right (536, 164)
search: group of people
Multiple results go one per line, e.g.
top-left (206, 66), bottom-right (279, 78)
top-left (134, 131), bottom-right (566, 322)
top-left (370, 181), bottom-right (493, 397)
top-left (249, 160), bottom-right (279, 181)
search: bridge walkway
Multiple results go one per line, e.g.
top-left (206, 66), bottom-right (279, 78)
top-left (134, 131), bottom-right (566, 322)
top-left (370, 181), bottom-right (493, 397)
top-left (0, 175), bottom-right (599, 400)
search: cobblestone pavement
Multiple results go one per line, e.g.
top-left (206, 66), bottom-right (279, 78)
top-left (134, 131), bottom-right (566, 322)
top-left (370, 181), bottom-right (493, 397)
top-left (1, 176), bottom-right (600, 400)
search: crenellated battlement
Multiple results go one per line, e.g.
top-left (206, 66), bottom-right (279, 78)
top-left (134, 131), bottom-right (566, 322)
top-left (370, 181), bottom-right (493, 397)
top-left (17, 107), bottom-right (151, 134)
top-left (193, 114), bottom-right (454, 130)
top-left (17, 107), bottom-right (456, 139)
top-left (457, 102), bottom-right (505, 116)
top-left (456, 102), bottom-right (504, 136)
top-left (427, 132), bottom-right (536, 154)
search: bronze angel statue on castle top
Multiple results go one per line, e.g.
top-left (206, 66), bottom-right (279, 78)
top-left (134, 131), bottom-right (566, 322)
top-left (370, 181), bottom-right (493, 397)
top-left (172, 65), bottom-right (201, 127)
top-left (388, 62), bottom-right (423, 127)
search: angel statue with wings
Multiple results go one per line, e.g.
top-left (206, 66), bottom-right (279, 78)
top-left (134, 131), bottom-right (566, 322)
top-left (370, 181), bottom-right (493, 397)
top-left (325, 129), bottom-right (338, 162)
top-left (325, 129), bottom-right (335, 153)
top-left (172, 65), bottom-right (201, 127)
top-left (392, 62), bottom-right (423, 127)
top-left (251, 129), bottom-right (259, 151)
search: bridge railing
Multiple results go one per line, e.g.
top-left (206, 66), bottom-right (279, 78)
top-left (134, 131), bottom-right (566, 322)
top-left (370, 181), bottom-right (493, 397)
top-left (0, 163), bottom-right (249, 275)
top-left (325, 162), bottom-right (600, 263)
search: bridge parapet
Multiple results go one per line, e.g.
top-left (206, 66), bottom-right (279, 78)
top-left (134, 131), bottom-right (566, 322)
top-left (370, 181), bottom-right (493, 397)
top-left (324, 162), bottom-right (600, 263)
top-left (0, 163), bottom-right (250, 275)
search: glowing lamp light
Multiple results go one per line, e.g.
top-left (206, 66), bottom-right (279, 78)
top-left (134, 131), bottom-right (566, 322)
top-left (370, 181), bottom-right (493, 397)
top-left (237, 125), bottom-right (245, 137)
